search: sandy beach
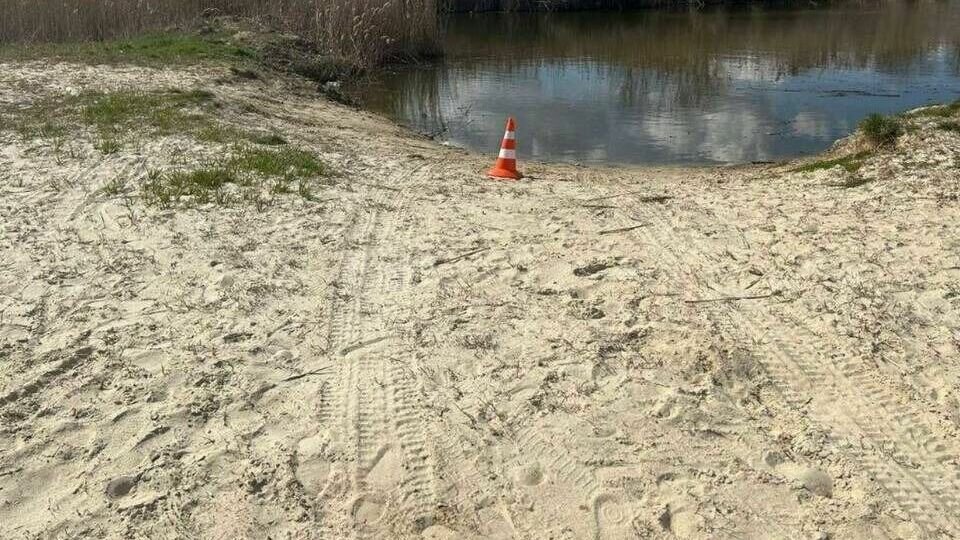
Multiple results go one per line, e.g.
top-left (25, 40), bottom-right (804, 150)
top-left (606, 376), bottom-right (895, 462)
top-left (1, 61), bottom-right (959, 539)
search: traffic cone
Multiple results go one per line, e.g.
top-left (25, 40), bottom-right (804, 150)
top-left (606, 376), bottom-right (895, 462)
top-left (488, 117), bottom-right (522, 180)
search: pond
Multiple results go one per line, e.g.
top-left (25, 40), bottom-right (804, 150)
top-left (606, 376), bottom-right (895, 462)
top-left (347, 2), bottom-right (960, 166)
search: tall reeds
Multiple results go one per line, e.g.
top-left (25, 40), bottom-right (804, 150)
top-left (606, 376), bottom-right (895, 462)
top-left (0, 0), bottom-right (440, 66)
top-left (315, 0), bottom-right (440, 65)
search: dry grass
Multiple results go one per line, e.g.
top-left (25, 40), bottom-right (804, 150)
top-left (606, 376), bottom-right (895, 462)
top-left (0, 0), bottom-right (440, 67)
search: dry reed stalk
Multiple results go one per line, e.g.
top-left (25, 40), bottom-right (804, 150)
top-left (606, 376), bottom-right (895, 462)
top-left (0, 0), bottom-right (440, 66)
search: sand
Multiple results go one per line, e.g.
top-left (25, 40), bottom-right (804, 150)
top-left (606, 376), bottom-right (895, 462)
top-left (1, 61), bottom-right (959, 539)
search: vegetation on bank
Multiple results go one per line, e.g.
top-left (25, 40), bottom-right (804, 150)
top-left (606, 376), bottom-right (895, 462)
top-left (0, 87), bottom-right (329, 208)
top-left (6, 89), bottom-right (233, 148)
top-left (142, 145), bottom-right (328, 209)
top-left (859, 113), bottom-right (902, 147)
top-left (793, 151), bottom-right (871, 174)
top-left (790, 98), bottom-right (960, 180)
top-left (0, 0), bottom-right (439, 68)
top-left (0, 33), bottom-right (255, 65)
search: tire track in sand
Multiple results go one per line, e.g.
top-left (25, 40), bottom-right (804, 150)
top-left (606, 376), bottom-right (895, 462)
top-left (675, 196), bottom-right (960, 529)
top-left (598, 185), bottom-right (960, 536)
top-left (318, 163), bottom-right (438, 537)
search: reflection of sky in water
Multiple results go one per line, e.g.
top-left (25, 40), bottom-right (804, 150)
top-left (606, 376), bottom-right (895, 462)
top-left (352, 8), bottom-right (960, 165)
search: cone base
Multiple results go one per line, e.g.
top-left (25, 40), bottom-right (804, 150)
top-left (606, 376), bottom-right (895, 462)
top-left (488, 167), bottom-right (522, 180)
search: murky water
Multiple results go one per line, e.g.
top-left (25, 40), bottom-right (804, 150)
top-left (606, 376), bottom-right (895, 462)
top-left (348, 3), bottom-right (960, 165)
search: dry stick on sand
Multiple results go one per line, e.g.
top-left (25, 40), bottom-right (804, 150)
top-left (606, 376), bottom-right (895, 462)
top-left (434, 247), bottom-right (489, 267)
top-left (280, 367), bottom-right (332, 383)
top-left (599, 224), bottom-right (648, 235)
top-left (581, 190), bottom-right (674, 203)
top-left (685, 291), bottom-right (782, 304)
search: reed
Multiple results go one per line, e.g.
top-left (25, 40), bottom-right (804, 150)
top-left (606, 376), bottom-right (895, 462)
top-left (0, 0), bottom-right (440, 66)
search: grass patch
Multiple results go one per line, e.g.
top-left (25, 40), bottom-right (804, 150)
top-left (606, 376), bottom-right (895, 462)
top-left (2, 89), bottom-right (218, 151)
top-left (3, 87), bottom-right (324, 210)
top-left (250, 133), bottom-right (288, 146)
top-left (82, 89), bottom-right (214, 133)
top-left (4, 97), bottom-right (72, 140)
top-left (229, 146), bottom-right (327, 196)
top-left (939, 121), bottom-right (960, 133)
top-left (1, 88), bottom-right (290, 153)
top-left (229, 146), bottom-right (325, 179)
top-left (95, 135), bottom-right (121, 155)
top-left (793, 151), bottom-right (871, 174)
top-left (0, 33), bottom-right (255, 66)
top-left (859, 113), bottom-right (902, 147)
top-left (142, 166), bottom-right (237, 207)
top-left (834, 176), bottom-right (875, 189)
top-left (908, 99), bottom-right (960, 119)
top-left (196, 125), bottom-right (287, 146)
top-left (142, 145), bottom-right (330, 209)
top-left (102, 175), bottom-right (127, 196)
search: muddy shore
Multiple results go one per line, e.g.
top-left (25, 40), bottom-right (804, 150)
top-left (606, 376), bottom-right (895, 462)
top-left (1, 60), bottom-right (960, 539)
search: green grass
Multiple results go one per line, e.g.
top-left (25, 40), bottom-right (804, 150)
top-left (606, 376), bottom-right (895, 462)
top-left (3, 89), bottom-right (217, 151)
top-left (2, 88), bottom-right (293, 153)
top-left (834, 176), bottom-right (875, 189)
top-left (2, 86), bottom-right (320, 209)
top-left (0, 33), bottom-right (255, 66)
top-left (142, 166), bottom-right (237, 207)
top-left (142, 145), bottom-right (330, 209)
top-left (82, 89), bottom-right (214, 132)
top-left (859, 113), bottom-right (902, 147)
top-left (249, 133), bottom-right (288, 146)
top-left (908, 99), bottom-right (960, 119)
top-left (95, 135), bottom-right (121, 155)
top-left (102, 175), bottom-right (127, 196)
top-left (2, 86), bottom-right (325, 209)
top-left (793, 151), bottom-right (871, 174)
top-left (229, 146), bottom-right (327, 196)
top-left (939, 121), bottom-right (960, 133)
top-left (228, 146), bottom-right (325, 178)
top-left (4, 96), bottom-right (73, 140)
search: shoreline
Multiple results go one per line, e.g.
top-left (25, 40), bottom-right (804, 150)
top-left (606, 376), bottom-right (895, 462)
top-left (2, 58), bottom-right (960, 539)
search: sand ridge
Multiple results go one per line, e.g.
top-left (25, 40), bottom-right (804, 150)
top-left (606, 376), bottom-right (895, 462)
top-left (1, 62), bottom-right (959, 539)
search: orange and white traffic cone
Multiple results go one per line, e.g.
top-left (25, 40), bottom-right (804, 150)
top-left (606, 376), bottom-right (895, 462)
top-left (488, 117), bottom-right (522, 180)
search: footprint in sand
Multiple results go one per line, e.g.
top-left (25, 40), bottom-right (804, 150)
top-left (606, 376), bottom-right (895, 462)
top-left (351, 444), bottom-right (405, 529)
top-left (352, 493), bottom-right (388, 527)
top-left (592, 492), bottom-right (639, 540)
top-left (514, 462), bottom-right (544, 486)
top-left (295, 432), bottom-right (333, 497)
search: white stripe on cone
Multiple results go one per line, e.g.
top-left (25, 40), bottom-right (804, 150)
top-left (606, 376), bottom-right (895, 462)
top-left (498, 149), bottom-right (517, 160)
top-left (503, 131), bottom-right (516, 140)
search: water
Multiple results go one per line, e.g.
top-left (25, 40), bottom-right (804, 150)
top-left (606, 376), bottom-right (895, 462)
top-left (347, 3), bottom-right (960, 165)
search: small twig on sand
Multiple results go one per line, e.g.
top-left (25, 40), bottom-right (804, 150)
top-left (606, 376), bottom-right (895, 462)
top-left (581, 204), bottom-right (617, 209)
top-left (0, 466), bottom-right (24, 478)
top-left (744, 276), bottom-right (763, 290)
top-left (638, 195), bottom-right (674, 203)
top-left (434, 248), bottom-right (489, 267)
top-left (582, 191), bottom-right (674, 203)
top-left (685, 291), bottom-right (781, 304)
top-left (452, 401), bottom-right (478, 427)
top-left (582, 190), bottom-right (647, 202)
top-left (280, 368), bottom-right (330, 383)
top-left (600, 224), bottom-right (647, 235)
top-left (639, 377), bottom-right (671, 389)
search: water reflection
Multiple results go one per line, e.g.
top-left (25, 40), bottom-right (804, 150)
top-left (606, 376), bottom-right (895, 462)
top-left (349, 2), bottom-right (960, 164)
